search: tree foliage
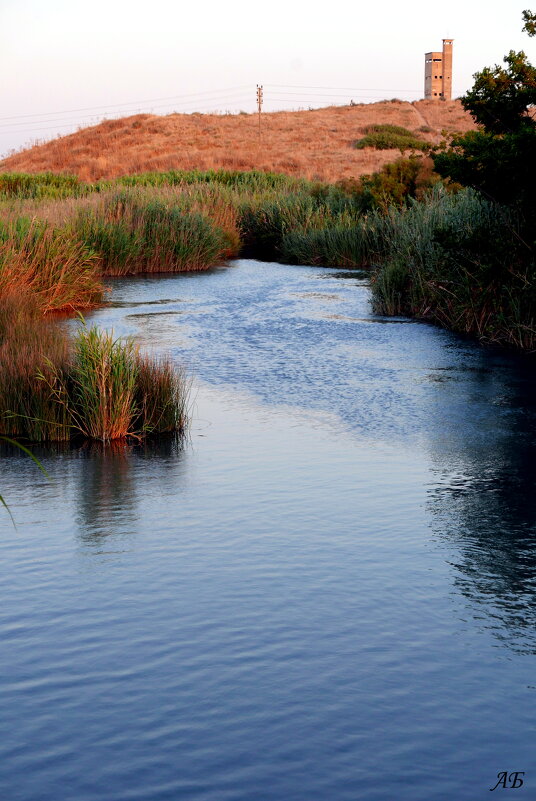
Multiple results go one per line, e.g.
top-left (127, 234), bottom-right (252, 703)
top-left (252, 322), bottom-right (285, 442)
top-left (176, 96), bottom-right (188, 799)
top-left (460, 50), bottom-right (536, 134)
top-left (523, 9), bottom-right (536, 36)
top-left (433, 12), bottom-right (536, 222)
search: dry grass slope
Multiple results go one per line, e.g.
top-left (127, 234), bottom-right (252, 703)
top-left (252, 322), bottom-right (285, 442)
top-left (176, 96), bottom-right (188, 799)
top-left (0, 101), bottom-right (476, 182)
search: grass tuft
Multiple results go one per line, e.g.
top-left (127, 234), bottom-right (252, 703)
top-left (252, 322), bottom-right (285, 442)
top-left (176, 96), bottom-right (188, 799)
top-left (355, 124), bottom-right (428, 152)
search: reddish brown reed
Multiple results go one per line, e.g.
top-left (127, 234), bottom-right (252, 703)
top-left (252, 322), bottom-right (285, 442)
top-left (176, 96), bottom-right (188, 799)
top-left (0, 221), bottom-right (105, 312)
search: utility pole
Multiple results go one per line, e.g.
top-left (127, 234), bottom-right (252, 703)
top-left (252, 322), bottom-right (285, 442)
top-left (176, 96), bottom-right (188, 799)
top-left (256, 84), bottom-right (263, 140)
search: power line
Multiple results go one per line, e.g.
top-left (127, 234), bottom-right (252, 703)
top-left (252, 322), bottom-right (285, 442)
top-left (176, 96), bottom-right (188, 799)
top-left (267, 91), bottom-right (420, 100)
top-left (0, 91), bottom-right (253, 131)
top-left (266, 83), bottom-right (424, 92)
top-left (0, 83), bottom-right (427, 128)
top-left (0, 85), bottom-right (252, 123)
top-left (0, 83), bottom-right (433, 148)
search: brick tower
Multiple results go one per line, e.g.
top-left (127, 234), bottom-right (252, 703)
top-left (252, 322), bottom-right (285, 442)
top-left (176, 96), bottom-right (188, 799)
top-left (424, 39), bottom-right (453, 100)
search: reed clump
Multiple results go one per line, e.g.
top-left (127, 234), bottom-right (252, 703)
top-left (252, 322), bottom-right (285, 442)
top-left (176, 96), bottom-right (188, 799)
top-left (72, 189), bottom-right (238, 275)
top-left (282, 213), bottom-right (386, 268)
top-left (1, 316), bottom-right (190, 443)
top-left (64, 326), bottom-right (189, 440)
top-left (134, 353), bottom-right (189, 435)
top-left (0, 292), bottom-right (72, 441)
top-left (0, 219), bottom-right (104, 312)
top-left (370, 187), bottom-right (536, 350)
top-left (0, 172), bottom-right (91, 199)
top-left (237, 194), bottom-right (358, 261)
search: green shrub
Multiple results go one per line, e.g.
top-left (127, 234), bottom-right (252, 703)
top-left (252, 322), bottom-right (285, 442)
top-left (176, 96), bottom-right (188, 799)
top-left (370, 187), bottom-right (536, 348)
top-left (355, 124), bottom-right (428, 152)
top-left (337, 156), bottom-right (444, 212)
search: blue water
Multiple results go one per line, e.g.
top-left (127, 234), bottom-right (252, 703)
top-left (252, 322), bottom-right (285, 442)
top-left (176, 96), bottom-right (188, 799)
top-left (1, 260), bottom-right (535, 801)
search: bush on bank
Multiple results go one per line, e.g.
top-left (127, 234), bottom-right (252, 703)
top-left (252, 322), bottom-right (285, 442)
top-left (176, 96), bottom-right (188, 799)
top-left (369, 188), bottom-right (536, 350)
top-left (0, 298), bottom-right (189, 443)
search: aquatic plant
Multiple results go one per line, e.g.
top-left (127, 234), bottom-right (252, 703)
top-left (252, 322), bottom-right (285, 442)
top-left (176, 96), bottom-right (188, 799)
top-left (0, 297), bottom-right (189, 443)
top-left (370, 187), bottom-right (536, 349)
top-left (0, 219), bottom-right (104, 312)
top-left (64, 326), bottom-right (140, 441)
top-left (73, 190), bottom-right (237, 275)
top-left (42, 326), bottom-right (190, 442)
top-left (0, 292), bottom-right (72, 441)
top-left (134, 353), bottom-right (190, 435)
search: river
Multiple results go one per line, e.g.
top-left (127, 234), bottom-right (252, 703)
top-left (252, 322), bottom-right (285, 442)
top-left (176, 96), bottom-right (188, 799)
top-left (1, 260), bottom-right (535, 800)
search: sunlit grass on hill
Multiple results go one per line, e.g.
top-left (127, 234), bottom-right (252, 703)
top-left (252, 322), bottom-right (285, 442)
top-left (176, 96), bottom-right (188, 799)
top-left (0, 101), bottom-right (475, 183)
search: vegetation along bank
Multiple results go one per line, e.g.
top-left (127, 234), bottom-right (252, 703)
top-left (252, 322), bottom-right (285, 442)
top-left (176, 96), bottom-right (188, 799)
top-left (1, 15), bottom-right (535, 443)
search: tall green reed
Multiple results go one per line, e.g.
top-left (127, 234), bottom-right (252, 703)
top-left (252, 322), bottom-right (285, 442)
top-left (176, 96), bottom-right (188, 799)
top-left (73, 190), bottom-right (236, 275)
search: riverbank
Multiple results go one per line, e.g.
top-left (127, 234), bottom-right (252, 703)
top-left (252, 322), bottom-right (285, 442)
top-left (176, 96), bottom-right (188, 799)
top-left (1, 167), bottom-right (534, 445)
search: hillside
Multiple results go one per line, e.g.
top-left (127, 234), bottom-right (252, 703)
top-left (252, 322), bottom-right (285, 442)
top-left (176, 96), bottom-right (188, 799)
top-left (0, 100), bottom-right (476, 182)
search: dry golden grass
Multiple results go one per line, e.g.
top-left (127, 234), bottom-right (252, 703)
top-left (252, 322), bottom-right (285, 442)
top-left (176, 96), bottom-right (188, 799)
top-left (0, 100), bottom-right (476, 182)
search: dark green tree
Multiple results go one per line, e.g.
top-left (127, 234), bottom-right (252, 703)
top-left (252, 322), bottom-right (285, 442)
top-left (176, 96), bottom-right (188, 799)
top-left (433, 12), bottom-right (536, 221)
top-left (460, 49), bottom-right (536, 135)
top-left (523, 9), bottom-right (536, 36)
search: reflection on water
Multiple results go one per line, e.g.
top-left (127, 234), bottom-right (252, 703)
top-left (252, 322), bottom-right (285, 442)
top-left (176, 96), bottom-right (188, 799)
top-left (425, 354), bottom-right (536, 653)
top-left (1, 260), bottom-right (535, 801)
top-left (75, 441), bottom-right (138, 543)
top-left (74, 437), bottom-right (187, 545)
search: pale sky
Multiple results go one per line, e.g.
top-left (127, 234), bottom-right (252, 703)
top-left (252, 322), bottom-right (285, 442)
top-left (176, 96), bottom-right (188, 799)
top-left (1, 0), bottom-right (534, 156)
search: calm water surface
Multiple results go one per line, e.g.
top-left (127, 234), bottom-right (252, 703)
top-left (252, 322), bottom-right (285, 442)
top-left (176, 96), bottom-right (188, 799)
top-left (1, 260), bottom-right (535, 801)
